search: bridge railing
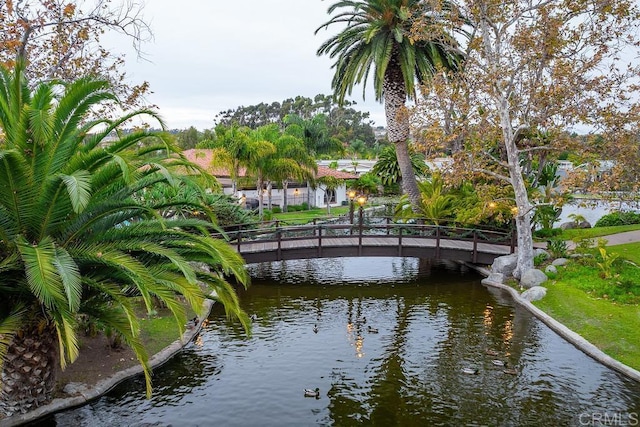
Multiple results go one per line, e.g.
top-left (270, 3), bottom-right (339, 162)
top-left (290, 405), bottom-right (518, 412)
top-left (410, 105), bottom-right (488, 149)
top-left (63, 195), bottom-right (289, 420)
top-left (222, 220), bottom-right (515, 259)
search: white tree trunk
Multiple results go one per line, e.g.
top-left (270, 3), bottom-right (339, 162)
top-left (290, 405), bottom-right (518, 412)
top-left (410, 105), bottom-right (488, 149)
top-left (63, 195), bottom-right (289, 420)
top-left (498, 100), bottom-right (534, 279)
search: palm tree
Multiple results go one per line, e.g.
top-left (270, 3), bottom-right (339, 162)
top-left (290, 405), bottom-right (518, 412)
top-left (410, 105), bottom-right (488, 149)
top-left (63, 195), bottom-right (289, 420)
top-left (316, 0), bottom-right (461, 211)
top-left (371, 144), bottom-right (429, 192)
top-left (0, 61), bottom-right (249, 415)
top-left (199, 124), bottom-right (253, 196)
top-left (245, 125), bottom-right (278, 219)
top-left (275, 128), bottom-right (317, 213)
top-left (395, 173), bottom-right (455, 225)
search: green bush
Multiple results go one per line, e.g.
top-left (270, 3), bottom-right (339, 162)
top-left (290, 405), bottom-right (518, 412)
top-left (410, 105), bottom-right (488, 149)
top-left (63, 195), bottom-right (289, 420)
top-left (595, 211), bottom-right (640, 227)
top-left (547, 237), bottom-right (568, 258)
top-left (534, 228), bottom-right (562, 238)
top-left (534, 252), bottom-right (549, 266)
top-left (272, 206), bottom-right (282, 214)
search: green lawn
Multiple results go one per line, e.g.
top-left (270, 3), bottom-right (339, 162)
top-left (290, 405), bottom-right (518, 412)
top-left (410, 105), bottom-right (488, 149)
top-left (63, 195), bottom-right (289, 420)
top-left (534, 281), bottom-right (640, 370)
top-left (534, 239), bottom-right (640, 371)
top-left (558, 224), bottom-right (640, 241)
top-left (271, 206), bottom-right (352, 225)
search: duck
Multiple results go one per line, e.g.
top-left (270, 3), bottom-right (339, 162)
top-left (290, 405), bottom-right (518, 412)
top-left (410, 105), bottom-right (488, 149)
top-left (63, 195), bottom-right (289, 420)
top-left (491, 359), bottom-right (506, 367)
top-left (503, 368), bottom-right (518, 375)
top-left (185, 317), bottom-right (199, 330)
top-left (313, 324), bottom-right (318, 334)
top-left (367, 326), bottom-right (378, 333)
top-left (250, 314), bottom-right (258, 321)
top-left (304, 388), bottom-right (320, 398)
top-left (485, 349), bottom-right (499, 356)
top-left (461, 367), bottom-right (479, 375)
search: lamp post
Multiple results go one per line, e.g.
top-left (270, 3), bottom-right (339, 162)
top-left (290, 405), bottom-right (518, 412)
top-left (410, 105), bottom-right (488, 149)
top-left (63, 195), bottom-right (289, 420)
top-left (357, 195), bottom-right (367, 254)
top-left (294, 188), bottom-right (300, 206)
top-left (348, 190), bottom-right (356, 225)
top-left (357, 195), bottom-right (367, 231)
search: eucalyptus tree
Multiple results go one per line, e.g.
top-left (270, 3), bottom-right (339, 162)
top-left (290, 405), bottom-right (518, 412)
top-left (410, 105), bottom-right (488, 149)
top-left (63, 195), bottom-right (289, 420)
top-left (416, 0), bottom-right (640, 278)
top-left (0, 0), bottom-right (153, 108)
top-left (283, 113), bottom-right (343, 158)
top-left (316, 0), bottom-right (462, 211)
top-left (0, 61), bottom-right (249, 416)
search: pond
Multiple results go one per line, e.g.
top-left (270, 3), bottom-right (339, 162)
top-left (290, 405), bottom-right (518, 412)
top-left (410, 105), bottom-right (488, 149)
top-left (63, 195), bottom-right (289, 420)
top-left (44, 258), bottom-right (640, 426)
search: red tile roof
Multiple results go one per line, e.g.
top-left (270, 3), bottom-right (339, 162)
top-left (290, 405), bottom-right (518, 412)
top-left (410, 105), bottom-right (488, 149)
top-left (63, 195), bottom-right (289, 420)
top-left (316, 165), bottom-right (358, 179)
top-left (182, 149), bottom-right (247, 177)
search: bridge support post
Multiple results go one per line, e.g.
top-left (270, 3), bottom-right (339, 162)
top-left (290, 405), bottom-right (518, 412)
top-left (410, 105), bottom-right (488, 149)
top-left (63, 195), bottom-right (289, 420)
top-left (318, 226), bottom-right (322, 257)
top-left (276, 227), bottom-right (282, 260)
top-left (435, 226), bottom-right (441, 259)
top-left (398, 227), bottom-right (403, 256)
top-left (473, 231), bottom-right (478, 263)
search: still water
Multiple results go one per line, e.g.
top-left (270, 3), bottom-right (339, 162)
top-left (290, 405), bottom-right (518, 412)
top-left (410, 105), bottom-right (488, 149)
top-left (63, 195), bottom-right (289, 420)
top-left (50, 258), bottom-right (640, 426)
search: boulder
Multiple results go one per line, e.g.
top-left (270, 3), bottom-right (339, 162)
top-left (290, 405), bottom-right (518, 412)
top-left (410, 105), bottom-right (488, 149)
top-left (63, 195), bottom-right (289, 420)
top-left (578, 220), bottom-right (592, 229)
top-left (560, 221), bottom-right (577, 230)
top-left (521, 286), bottom-right (547, 302)
top-left (491, 254), bottom-right (518, 277)
top-left (481, 273), bottom-right (505, 285)
top-left (545, 265), bottom-right (557, 274)
top-left (520, 268), bottom-right (548, 289)
top-left (63, 382), bottom-right (88, 395)
top-left (551, 257), bottom-right (569, 266)
top-left (534, 248), bottom-right (550, 258)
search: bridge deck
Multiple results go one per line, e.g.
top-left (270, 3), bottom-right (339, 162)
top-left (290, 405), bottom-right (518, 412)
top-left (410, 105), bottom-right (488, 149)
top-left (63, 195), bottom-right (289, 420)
top-left (236, 234), bottom-right (514, 265)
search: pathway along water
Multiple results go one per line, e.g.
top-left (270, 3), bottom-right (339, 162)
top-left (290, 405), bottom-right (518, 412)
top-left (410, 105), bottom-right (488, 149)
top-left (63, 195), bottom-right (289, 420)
top-left (40, 257), bottom-right (640, 426)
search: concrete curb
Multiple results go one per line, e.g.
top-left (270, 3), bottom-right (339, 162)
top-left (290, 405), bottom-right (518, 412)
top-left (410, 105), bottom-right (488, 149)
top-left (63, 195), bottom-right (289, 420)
top-left (469, 264), bottom-right (640, 383)
top-left (1, 299), bottom-right (215, 427)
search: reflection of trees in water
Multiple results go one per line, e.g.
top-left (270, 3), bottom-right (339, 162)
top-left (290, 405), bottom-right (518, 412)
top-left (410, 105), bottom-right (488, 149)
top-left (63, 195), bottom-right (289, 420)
top-left (247, 258), bottom-right (346, 285)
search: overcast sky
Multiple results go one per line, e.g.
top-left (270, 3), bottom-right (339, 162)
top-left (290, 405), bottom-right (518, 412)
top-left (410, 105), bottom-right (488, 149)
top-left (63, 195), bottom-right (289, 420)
top-left (108, 0), bottom-right (386, 130)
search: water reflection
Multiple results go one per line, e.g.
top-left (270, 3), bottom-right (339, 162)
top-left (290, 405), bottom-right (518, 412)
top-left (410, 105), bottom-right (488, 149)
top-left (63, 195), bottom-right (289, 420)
top-left (47, 257), bottom-right (640, 426)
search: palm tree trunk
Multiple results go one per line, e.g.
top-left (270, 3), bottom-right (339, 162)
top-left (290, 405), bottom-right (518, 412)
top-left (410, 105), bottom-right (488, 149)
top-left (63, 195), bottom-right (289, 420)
top-left (0, 322), bottom-right (58, 417)
top-left (383, 53), bottom-right (421, 212)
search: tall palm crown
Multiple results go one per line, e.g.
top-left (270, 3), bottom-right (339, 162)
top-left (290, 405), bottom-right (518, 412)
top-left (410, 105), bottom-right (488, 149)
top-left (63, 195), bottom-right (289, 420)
top-left (316, 0), bottom-right (461, 209)
top-left (0, 62), bottom-right (249, 416)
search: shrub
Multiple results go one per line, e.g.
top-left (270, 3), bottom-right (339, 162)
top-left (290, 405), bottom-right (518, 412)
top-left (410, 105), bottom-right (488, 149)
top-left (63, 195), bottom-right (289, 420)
top-left (596, 239), bottom-right (620, 279)
top-left (534, 252), bottom-right (549, 266)
top-left (534, 228), bottom-right (562, 238)
top-left (272, 206), bottom-right (282, 214)
top-left (547, 237), bottom-right (568, 258)
top-left (594, 211), bottom-right (640, 227)
top-left (572, 237), bottom-right (595, 254)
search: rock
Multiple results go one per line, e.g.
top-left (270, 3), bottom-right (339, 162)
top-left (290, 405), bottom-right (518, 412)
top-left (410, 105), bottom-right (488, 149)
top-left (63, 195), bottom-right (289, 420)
top-left (560, 221), bottom-right (592, 230)
top-left (545, 265), bottom-right (557, 274)
top-left (62, 382), bottom-right (88, 395)
top-left (491, 254), bottom-right (518, 277)
top-left (482, 273), bottom-right (505, 285)
top-left (534, 248), bottom-right (550, 258)
top-left (551, 257), bottom-right (569, 266)
top-left (521, 286), bottom-right (547, 302)
top-left (520, 268), bottom-right (548, 289)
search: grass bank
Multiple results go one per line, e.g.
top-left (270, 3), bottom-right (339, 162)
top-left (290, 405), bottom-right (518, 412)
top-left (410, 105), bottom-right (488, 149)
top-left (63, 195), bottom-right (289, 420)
top-left (533, 237), bottom-right (640, 371)
top-left (558, 224), bottom-right (640, 241)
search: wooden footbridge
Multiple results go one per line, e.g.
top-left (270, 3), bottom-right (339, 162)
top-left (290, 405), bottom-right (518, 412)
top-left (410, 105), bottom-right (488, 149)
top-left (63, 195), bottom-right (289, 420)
top-left (223, 218), bottom-right (516, 265)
